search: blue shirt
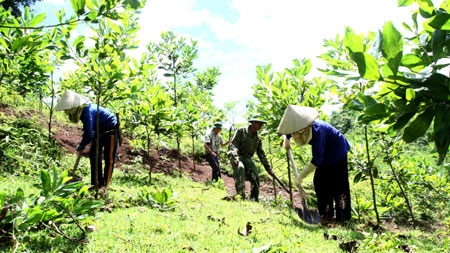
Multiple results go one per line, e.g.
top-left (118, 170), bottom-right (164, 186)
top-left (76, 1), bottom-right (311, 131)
top-left (79, 104), bottom-right (117, 147)
top-left (309, 119), bottom-right (350, 167)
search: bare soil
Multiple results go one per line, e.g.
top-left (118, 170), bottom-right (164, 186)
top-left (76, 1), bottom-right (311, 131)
top-left (50, 113), bottom-right (301, 204)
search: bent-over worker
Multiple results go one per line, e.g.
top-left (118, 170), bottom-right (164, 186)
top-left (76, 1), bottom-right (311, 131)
top-left (55, 90), bottom-right (119, 189)
top-left (277, 105), bottom-right (351, 225)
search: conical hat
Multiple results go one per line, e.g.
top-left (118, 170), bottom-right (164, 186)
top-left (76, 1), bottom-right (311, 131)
top-left (54, 90), bottom-right (90, 111)
top-left (277, 105), bottom-right (318, 134)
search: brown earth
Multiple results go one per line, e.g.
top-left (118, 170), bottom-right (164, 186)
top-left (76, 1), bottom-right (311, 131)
top-left (1, 103), bottom-right (303, 207)
top-left (50, 113), bottom-right (302, 205)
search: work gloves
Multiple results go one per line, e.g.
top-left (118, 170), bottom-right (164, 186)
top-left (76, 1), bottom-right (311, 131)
top-left (76, 144), bottom-right (85, 152)
top-left (295, 162), bottom-right (317, 187)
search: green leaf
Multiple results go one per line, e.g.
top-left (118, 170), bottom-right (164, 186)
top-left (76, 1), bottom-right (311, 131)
top-left (29, 13), bottom-right (46, 27)
top-left (11, 37), bottom-right (28, 52)
top-left (398, 0), bottom-right (415, 7)
top-left (420, 73), bottom-right (450, 102)
top-left (434, 104), bottom-right (450, 165)
top-left (382, 21), bottom-right (403, 77)
top-left (0, 191), bottom-right (4, 206)
top-left (344, 27), bottom-right (364, 53)
top-left (432, 29), bottom-right (446, 62)
top-left (41, 209), bottom-right (60, 222)
top-left (403, 108), bottom-right (434, 143)
top-left (52, 164), bottom-right (59, 190)
top-left (393, 112), bottom-right (416, 130)
top-left (25, 206), bottom-right (43, 225)
top-left (70, 0), bottom-right (86, 16)
top-left (40, 170), bottom-right (51, 196)
top-left (405, 88), bottom-right (415, 101)
top-left (16, 188), bottom-right (24, 200)
top-left (428, 12), bottom-right (450, 30)
top-left (350, 52), bottom-right (381, 81)
top-left (417, 0), bottom-right (436, 18)
top-left (401, 53), bottom-right (425, 71)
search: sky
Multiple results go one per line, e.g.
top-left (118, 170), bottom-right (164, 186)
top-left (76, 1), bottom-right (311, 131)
top-left (138, 0), bottom-right (415, 115)
top-left (34, 0), bottom-right (422, 122)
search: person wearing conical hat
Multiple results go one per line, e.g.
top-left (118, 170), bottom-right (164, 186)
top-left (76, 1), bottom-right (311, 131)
top-left (204, 122), bottom-right (230, 182)
top-left (55, 90), bottom-right (119, 190)
top-left (227, 114), bottom-right (275, 201)
top-left (277, 105), bottom-right (351, 225)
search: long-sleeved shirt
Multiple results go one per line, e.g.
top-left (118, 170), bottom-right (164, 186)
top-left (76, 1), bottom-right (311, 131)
top-left (227, 125), bottom-right (271, 171)
top-left (79, 104), bottom-right (117, 147)
top-left (309, 119), bottom-right (350, 167)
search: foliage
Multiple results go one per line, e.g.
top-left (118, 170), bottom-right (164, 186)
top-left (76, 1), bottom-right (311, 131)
top-left (137, 186), bottom-right (176, 211)
top-left (0, 115), bottom-right (63, 174)
top-left (0, 166), bottom-right (103, 247)
top-left (320, 1), bottom-right (450, 165)
top-left (1, 0), bottom-right (41, 17)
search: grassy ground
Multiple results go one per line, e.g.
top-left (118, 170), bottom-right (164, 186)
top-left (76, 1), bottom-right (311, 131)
top-left (0, 102), bottom-right (448, 252)
top-left (1, 157), bottom-right (447, 252)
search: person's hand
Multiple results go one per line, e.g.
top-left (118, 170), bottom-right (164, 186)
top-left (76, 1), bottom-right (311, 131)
top-left (283, 137), bottom-right (291, 150)
top-left (76, 144), bottom-right (85, 152)
top-left (267, 168), bottom-right (275, 176)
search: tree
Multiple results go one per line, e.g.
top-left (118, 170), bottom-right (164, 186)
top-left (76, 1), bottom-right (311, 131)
top-left (146, 31), bottom-right (199, 170)
top-left (1, 0), bottom-right (40, 17)
top-left (321, 0), bottom-right (450, 165)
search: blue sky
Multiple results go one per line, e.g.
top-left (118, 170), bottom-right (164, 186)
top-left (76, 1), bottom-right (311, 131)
top-left (34, 0), bottom-right (425, 122)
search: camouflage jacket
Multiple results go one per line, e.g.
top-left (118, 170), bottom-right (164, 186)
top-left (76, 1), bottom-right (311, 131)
top-left (227, 125), bottom-right (271, 171)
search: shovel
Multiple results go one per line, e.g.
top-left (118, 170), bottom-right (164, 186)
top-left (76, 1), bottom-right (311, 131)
top-left (286, 148), bottom-right (321, 224)
top-left (68, 151), bottom-right (83, 182)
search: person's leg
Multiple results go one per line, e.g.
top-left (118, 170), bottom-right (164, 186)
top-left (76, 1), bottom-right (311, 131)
top-left (242, 158), bottom-right (260, 201)
top-left (233, 160), bottom-right (246, 198)
top-left (332, 157), bottom-right (352, 223)
top-left (91, 136), bottom-right (105, 188)
top-left (314, 168), bottom-right (334, 222)
top-left (215, 155), bottom-right (221, 180)
top-left (103, 132), bottom-right (118, 187)
top-left (89, 141), bottom-right (96, 186)
top-left (205, 153), bottom-right (220, 181)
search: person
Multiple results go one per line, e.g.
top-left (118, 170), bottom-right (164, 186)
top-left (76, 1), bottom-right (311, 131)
top-left (277, 104), bottom-right (351, 225)
top-left (55, 90), bottom-right (119, 190)
top-left (204, 122), bottom-right (230, 182)
top-left (227, 115), bottom-right (275, 201)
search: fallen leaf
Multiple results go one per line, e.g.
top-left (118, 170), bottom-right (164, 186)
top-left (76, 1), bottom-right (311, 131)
top-left (238, 222), bottom-right (252, 236)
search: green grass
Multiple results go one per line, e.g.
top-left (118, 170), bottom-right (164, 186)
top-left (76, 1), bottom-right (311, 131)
top-left (2, 161), bottom-right (447, 252)
top-left (80, 172), bottom-right (339, 253)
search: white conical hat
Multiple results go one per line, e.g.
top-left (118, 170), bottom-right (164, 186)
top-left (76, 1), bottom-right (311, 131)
top-left (277, 105), bottom-right (319, 134)
top-left (54, 90), bottom-right (90, 111)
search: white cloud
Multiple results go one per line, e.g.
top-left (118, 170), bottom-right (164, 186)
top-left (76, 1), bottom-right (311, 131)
top-left (135, 0), bottom-right (424, 113)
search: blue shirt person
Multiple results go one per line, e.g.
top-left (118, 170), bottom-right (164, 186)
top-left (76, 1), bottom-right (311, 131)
top-left (278, 105), bottom-right (351, 225)
top-left (55, 90), bottom-right (119, 190)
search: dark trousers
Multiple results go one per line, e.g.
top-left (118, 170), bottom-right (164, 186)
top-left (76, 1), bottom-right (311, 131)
top-left (205, 153), bottom-right (221, 181)
top-left (90, 131), bottom-right (118, 187)
top-left (313, 156), bottom-right (351, 222)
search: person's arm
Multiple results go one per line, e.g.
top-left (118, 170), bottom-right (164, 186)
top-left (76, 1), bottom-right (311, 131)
top-left (78, 108), bottom-right (93, 150)
top-left (295, 163), bottom-right (317, 186)
top-left (227, 129), bottom-right (241, 166)
top-left (204, 142), bottom-right (216, 157)
top-left (256, 139), bottom-right (274, 175)
top-left (220, 135), bottom-right (230, 146)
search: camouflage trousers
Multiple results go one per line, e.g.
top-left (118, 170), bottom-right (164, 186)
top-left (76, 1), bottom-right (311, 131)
top-left (233, 157), bottom-right (260, 201)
